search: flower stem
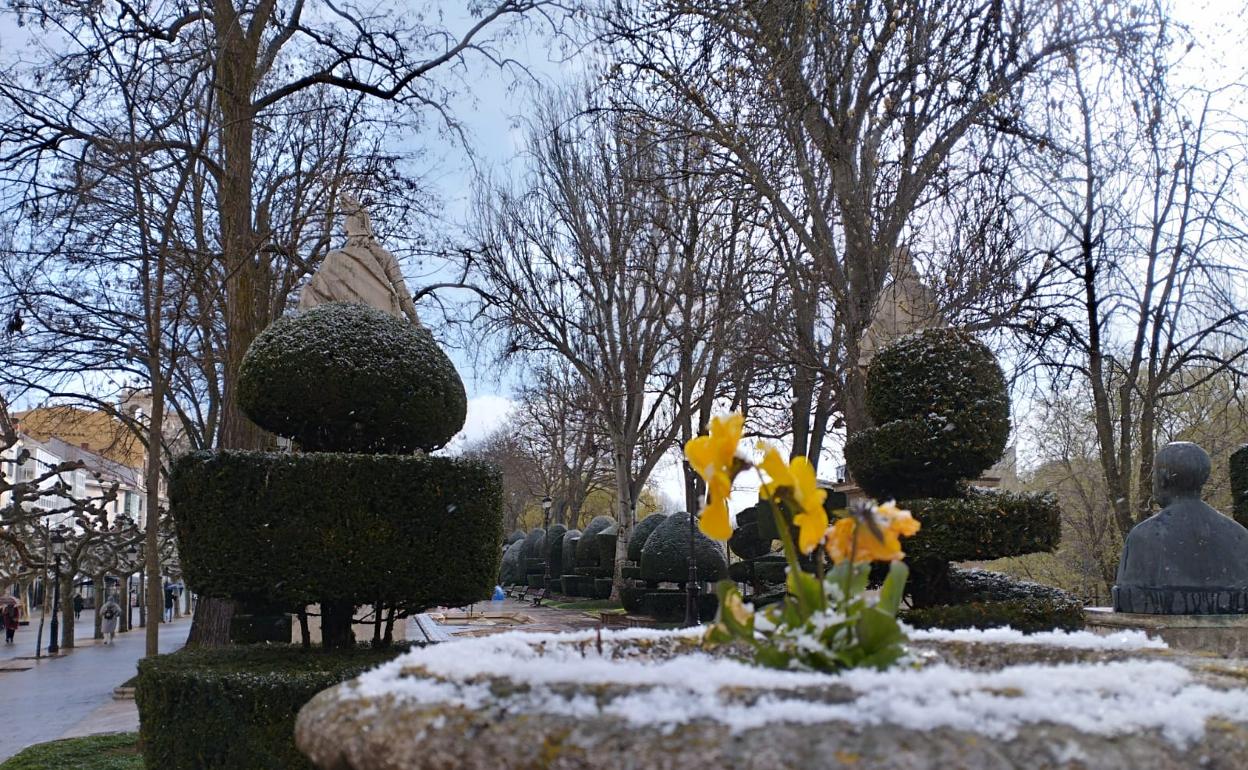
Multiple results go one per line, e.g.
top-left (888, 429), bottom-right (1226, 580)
top-left (768, 497), bottom-right (801, 579)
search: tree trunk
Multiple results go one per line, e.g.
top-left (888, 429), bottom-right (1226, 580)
top-left (59, 572), bottom-right (74, 649)
top-left (186, 5), bottom-right (269, 648)
top-left (321, 601), bottom-right (356, 651)
top-left (145, 370), bottom-right (167, 657)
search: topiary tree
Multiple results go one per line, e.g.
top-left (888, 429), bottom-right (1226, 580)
top-left (575, 516), bottom-right (616, 574)
top-left (237, 303), bottom-right (467, 454)
top-left (628, 514), bottom-right (668, 563)
top-left (498, 540), bottom-right (526, 586)
top-left (172, 302), bottom-right (503, 650)
top-left (843, 329), bottom-right (1069, 629)
top-left (506, 530), bottom-right (526, 547)
top-left (639, 512), bottom-right (728, 584)
top-left (544, 524), bottom-right (568, 584)
top-left (845, 329), bottom-right (1010, 500)
top-left (1232, 445), bottom-right (1248, 528)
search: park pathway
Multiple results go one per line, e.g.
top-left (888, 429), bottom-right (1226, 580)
top-left (0, 615), bottom-right (190, 761)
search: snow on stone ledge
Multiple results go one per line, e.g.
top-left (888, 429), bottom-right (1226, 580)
top-left (345, 627), bottom-right (1239, 747)
top-left (909, 625), bottom-right (1168, 650)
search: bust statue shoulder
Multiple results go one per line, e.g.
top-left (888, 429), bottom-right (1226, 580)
top-left (1113, 442), bottom-right (1248, 614)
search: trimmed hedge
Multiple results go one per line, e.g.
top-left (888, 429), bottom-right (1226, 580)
top-left (137, 645), bottom-right (400, 770)
top-left (560, 532), bottom-right (581, 577)
top-left (545, 525), bottom-right (568, 578)
top-left (902, 598), bottom-right (1084, 634)
top-left (642, 590), bottom-right (718, 622)
top-left (576, 516), bottom-right (616, 568)
top-left (620, 582), bottom-right (646, 614)
top-left (901, 568), bottom-right (1084, 633)
top-left (639, 512), bottom-right (728, 583)
top-left (728, 554), bottom-right (786, 586)
top-left (237, 302), bottom-right (466, 453)
top-left (597, 524), bottom-right (620, 567)
top-left (728, 504), bottom-right (771, 560)
top-left (846, 328), bottom-right (1010, 499)
top-left (506, 530), bottom-right (526, 546)
top-left (900, 489), bottom-right (1062, 563)
top-left (521, 529), bottom-right (546, 567)
top-left (171, 451), bottom-right (503, 612)
top-left (628, 514), bottom-right (668, 562)
top-left (1232, 445), bottom-right (1248, 528)
top-left (499, 540), bottom-right (525, 585)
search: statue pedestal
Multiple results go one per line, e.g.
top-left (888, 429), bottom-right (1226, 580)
top-left (1086, 607), bottom-right (1248, 657)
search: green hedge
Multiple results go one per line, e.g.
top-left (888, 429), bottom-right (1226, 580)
top-left (628, 513), bottom-right (668, 562)
top-left (545, 525), bottom-right (568, 577)
top-left (521, 529), bottom-right (546, 567)
top-left (900, 489), bottom-right (1061, 563)
top-left (498, 540), bottom-right (525, 585)
top-left (237, 302), bottom-right (466, 453)
top-left (639, 512), bottom-right (728, 583)
top-left (900, 568), bottom-right (1084, 633)
top-left (137, 645), bottom-right (400, 770)
top-left (171, 451), bottom-right (503, 612)
top-left (728, 505), bottom-right (772, 560)
top-left (846, 328), bottom-right (1010, 500)
top-left (641, 590), bottom-right (718, 622)
top-left (576, 516), bottom-right (616, 568)
top-left (1232, 445), bottom-right (1248, 528)
top-left (901, 597), bottom-right (1084, 634)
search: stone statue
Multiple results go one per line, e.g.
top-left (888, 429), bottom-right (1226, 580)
top-left (1113, 442), bottom-right (1248, 614)
top-left (298, 195), bottom-right (422, 327)
top-left (857, 247), bottom-right (945, 369)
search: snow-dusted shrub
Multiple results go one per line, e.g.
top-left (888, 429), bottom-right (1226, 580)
top-left (639, 512), bottom-right (728, 584)
top-left (237, 302), bottom-right (467, 453)
top-left (627, 513), bottom-right (667, 562)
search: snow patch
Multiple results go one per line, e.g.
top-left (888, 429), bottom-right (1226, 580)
top-left (909, 625), bottom-right (1168, 650)
top-left (342, 627), bottom-right (1238, 746)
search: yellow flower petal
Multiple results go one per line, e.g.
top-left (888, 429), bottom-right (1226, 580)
top-left (698, 498), bottom-right (732, 541)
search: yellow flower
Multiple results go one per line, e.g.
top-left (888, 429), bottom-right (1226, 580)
top-left (758, 447), bottom-right (828, 554)
top-left (684, 413), bottom-right (745, 541)
top-left (825, 501), bottom-right (920, 564)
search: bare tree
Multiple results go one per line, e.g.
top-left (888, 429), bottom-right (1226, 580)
top-left (2, 0), bottom-right (553, 645)
top-left (471, 91), bottom-right (745, 589)
top-left (1017, 50), bottom-right (1248, 538)
top-left (601, 0), bottom-right (1147, 444)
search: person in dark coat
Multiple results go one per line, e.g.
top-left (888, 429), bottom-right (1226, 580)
top-left (2, 603), bottom-right (19, 644)
top-left (72, 593), bottom-right (84, 620)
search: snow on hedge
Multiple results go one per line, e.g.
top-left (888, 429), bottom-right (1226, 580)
top-left (346, 627), bottom-right (1238, 746)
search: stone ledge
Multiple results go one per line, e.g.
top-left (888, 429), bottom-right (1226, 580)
top-left (1086, 608), bottom-right (1248, 657)
top-left (295, 628), bottom-right (1248, 770)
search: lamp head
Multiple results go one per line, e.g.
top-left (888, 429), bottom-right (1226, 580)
top-left (542, 496), bottom-right (553, 512)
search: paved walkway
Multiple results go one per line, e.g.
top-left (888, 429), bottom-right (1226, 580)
top-left (0, 616), bottom-right (190, 761)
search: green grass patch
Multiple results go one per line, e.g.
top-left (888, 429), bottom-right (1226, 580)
top-left (1, 733), bottom-right (141, 770)
top-left (545, 599), bottom-right (623, 612)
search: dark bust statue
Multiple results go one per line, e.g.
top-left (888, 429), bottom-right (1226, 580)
top-left (1114, 442), bottom-right (1248, 614)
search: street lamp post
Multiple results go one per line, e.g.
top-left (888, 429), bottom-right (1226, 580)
top-left (125, 544), bottom-right (139, 631)
top-left (48, 528), bottom-right (66, 654)
top-left (685, 509), bottom-right (699, 627)
top-left (541, 496), bottom-right (553, 588)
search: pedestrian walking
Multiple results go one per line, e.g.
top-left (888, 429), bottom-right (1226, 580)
top-left (72, 593), bottom-right (84, 620)
top-left (163, 585), bottom-right (175, 623)
top-left (100, 597), bottom-right (121, 644)
top-left (2, 602), bottom-right (18, 644)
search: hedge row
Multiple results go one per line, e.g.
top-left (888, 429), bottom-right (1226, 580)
top-left (171, 451), bottom-right (503, 612)
top-left (901, 568), bottom-right (1085, 634)
top-left (137, 645), bottom-right (401, 770)
top-left (902, 597), bottom-right (1085, 634)
top-left (900, 489), bottom-right (1061, 563)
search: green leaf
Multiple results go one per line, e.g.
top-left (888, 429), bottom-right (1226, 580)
top-left (787, 567), bottom-right (825, 617)
top-left (877, 560), bottom-right (909, 616)
top-left (856, 606), bottom-right (905, 654)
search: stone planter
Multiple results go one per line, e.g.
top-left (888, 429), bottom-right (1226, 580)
top-left (297, 627), bottom-right (1248, 769)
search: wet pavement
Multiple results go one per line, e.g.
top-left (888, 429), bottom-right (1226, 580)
top-left (0, 615), bottom-right (190, 761)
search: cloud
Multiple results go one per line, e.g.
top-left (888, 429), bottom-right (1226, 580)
top-left (443, 394), bottom-right (516, 454)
